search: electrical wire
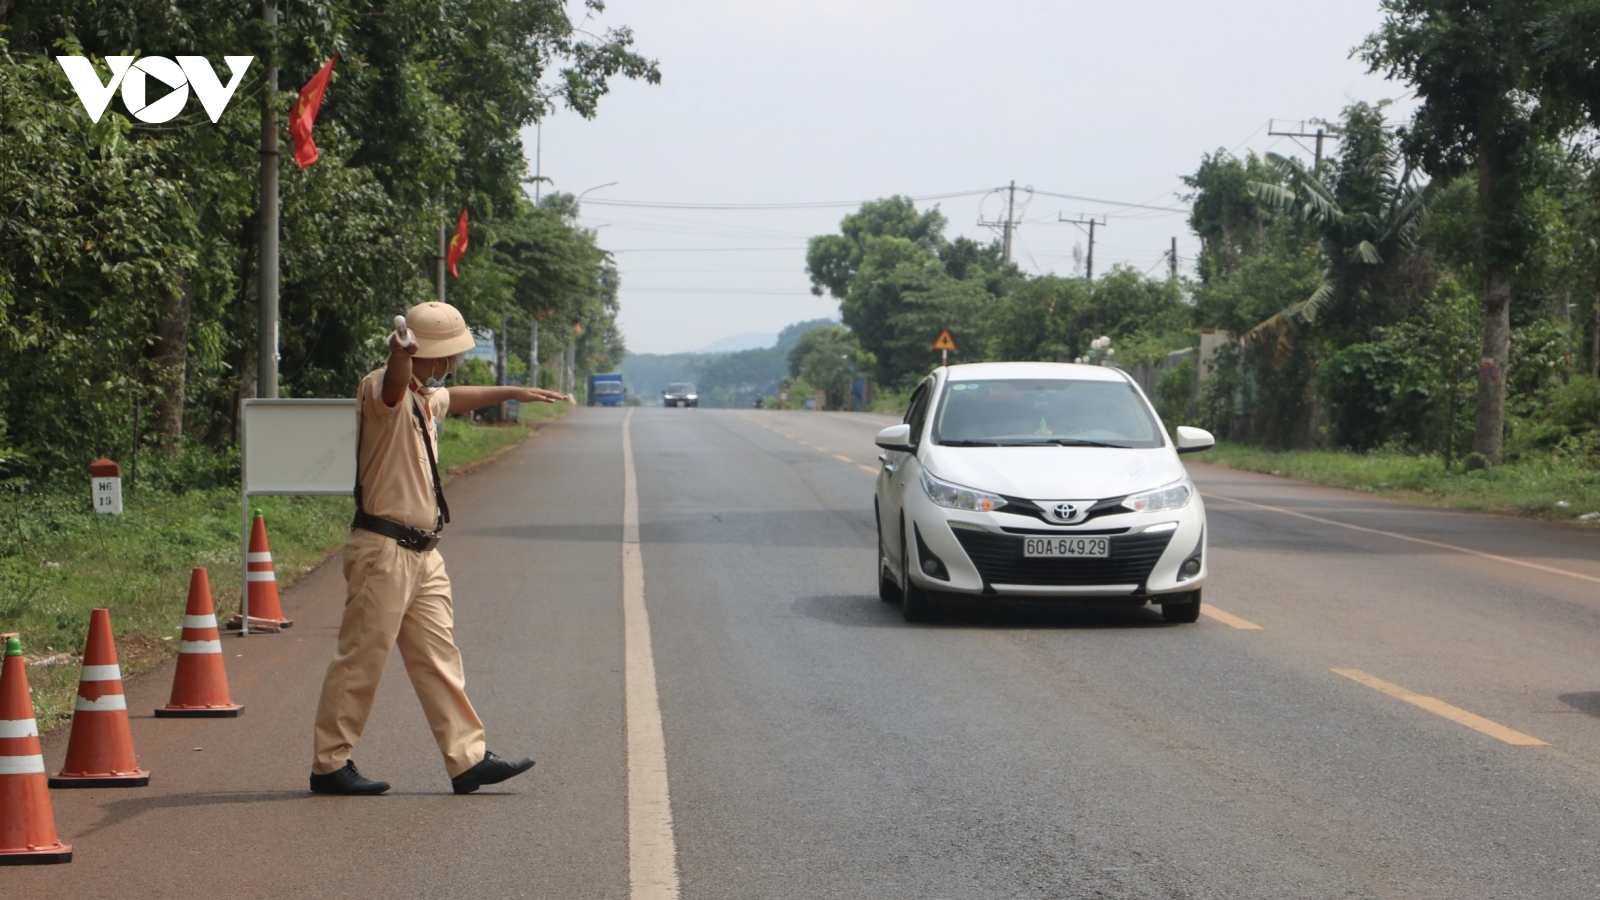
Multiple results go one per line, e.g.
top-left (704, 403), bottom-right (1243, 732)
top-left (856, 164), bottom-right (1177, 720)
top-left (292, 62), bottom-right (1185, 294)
top-left (585, 188), bottom-right (993, 210)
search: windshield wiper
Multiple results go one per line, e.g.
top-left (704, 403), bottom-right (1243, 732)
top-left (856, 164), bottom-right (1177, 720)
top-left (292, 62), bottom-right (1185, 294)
top-left (938, 439), bottom-right (1005, 447)
top-left (1030, 438), bottom-right (1133, 449)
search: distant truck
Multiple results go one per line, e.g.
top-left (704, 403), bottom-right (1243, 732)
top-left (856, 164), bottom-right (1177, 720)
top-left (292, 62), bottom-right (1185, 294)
top-left (587, 373), bottom-right (626, 407)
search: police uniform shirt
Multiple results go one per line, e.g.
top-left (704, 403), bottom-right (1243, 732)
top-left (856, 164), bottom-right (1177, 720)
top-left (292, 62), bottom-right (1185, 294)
top-left (355, 368), bottom-right (448, 532)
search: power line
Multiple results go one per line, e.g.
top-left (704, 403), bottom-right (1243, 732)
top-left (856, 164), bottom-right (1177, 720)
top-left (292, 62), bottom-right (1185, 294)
top-left (584, 188), bottom-right (993, 210)
top-left (1031, 189), bottom-right (1187, 213)
top-left (622, 288), bottom-right (816, 295)
top-left (607, 246), bottom-right (808, 253)
top-left (587, 186), bottom-right (1190, 214)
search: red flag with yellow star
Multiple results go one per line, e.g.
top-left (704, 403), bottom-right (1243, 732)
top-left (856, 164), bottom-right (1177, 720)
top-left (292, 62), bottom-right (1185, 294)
top-left (290, 55), bottom-right (337, 168)
top-left (447, 207), bottom-right (469, 277)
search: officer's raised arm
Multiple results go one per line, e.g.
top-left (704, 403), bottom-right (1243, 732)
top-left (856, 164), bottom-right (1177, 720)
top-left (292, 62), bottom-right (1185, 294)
top-left (380, 315), bottom-right (419, 407)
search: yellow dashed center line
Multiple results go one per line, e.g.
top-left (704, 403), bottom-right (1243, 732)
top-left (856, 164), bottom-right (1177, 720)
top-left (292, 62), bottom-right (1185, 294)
top-left (833, 454), bottom-right (854, 464)
top-left (1333, 668), bottom-right (1547, 746)
top-left (1199, 605), bottom-right (1263, 630)
top-left (858, 465), bottom-right (878, 474)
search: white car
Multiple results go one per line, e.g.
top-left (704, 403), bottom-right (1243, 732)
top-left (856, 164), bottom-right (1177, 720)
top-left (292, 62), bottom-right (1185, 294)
top-left (874, 362), bottom-right (1214, 623)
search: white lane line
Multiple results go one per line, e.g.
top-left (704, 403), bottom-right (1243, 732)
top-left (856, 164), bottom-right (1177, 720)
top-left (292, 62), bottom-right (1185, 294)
top-left (622, 410), bottom-right (681, 899)
top-left (1204, 492), bottom-right (1600, 585)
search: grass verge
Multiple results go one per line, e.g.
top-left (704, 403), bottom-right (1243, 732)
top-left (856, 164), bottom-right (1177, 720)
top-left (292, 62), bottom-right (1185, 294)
top-left (0, 401), bottom-right (569, 729)
top-left (1198, 442), bottom-right (1600, 521)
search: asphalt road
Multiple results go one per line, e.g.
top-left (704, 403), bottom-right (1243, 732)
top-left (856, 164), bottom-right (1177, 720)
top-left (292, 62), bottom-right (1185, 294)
top-left (11, 407), bottom-right (1599, 899)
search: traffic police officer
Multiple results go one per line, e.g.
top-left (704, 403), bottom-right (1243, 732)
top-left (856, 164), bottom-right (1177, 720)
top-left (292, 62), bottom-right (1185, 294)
top-left (310, 301), bottom-right (570, 795)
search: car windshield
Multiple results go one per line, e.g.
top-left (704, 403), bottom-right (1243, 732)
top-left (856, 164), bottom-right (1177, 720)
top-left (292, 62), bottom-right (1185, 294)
top-left (594, 381), bottom-right (624, 395)
top-left (667, 383), bottom-right (696, 393)
top-left (931, 378), bottom-right (1164, 449)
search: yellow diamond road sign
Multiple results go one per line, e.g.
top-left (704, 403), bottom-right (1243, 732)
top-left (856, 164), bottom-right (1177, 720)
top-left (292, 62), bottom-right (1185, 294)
top-left (932, 329), bottom-right (958, 352)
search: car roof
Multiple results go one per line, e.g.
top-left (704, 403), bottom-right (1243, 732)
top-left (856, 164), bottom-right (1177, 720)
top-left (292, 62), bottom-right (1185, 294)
top-left (938, 361), bottom-right (1129, 383)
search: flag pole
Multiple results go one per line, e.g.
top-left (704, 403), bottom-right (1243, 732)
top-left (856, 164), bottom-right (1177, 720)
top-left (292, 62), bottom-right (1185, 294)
top-left (257, 0), bottom-right (280, 399)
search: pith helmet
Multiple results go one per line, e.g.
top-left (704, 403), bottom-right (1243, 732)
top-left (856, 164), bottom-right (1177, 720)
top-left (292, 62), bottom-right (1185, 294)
top-left (404, 301), bottom-right (475, 358)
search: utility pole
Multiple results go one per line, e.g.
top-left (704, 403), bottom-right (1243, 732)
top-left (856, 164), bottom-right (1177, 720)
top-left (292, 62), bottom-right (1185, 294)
top-left (978, 181), bottom-right (1026, 264)
top-left (1169, 236), bottom-right (1178, 282)
top-left (530, 318), bottom-right (540, 386)
top-left (1060, 215), bottom-right (1106, 282)
top-left (1003, 180), bottom-right (1016, 264)
top-left (1269, 119), bottom-right (1337, 169)
top-left (256, 0), bottom-right (280, 399)
top-left (436, 219), bottom-right (446, 302)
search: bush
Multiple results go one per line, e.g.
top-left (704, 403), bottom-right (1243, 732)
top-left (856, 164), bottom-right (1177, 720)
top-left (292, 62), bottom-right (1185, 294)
top-left (1154, 356), bottom-right (1198, 431)
top-left (1318, 340), bottom-right (1432, 451)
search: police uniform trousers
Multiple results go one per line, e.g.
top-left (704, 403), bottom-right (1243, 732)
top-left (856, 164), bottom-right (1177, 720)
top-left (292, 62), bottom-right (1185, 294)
top-left (312, 528), bottom-right (486, 777)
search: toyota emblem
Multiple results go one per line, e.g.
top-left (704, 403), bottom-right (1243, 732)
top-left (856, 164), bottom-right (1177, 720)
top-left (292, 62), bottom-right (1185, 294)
top-left (1051, 502), bottom-right (1078, 522)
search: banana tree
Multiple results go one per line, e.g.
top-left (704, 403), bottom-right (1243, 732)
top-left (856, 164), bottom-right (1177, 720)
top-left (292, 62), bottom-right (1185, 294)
top-left (1242, 140), bottom-right (1436, 356)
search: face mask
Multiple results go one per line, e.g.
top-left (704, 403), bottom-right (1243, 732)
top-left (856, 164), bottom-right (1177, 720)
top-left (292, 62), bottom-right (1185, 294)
top-left (416, 359), bottom-right (455, 391)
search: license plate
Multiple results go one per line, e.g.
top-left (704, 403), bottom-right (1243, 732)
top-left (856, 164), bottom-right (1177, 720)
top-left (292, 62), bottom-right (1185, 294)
top-left (1023, 536), bottom-right (1110, 558)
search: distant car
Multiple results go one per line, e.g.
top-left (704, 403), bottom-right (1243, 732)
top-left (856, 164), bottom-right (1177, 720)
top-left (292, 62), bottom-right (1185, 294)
top-left (662, 382), bottom-right (699, 408)
top-left (873, 362), bottom-right (1214, 623)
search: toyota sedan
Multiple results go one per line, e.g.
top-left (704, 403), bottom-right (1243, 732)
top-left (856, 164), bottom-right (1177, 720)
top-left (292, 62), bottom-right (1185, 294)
top-left (874, 362), bottom-right (1213, 623)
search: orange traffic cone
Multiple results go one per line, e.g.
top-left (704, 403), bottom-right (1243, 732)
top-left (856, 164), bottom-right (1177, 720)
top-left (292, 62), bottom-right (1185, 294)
top-left (0, 637), bottom-right (72, 865)
top-left (227, 511), bottom-right (293, 630)
top-left (155, 568), bottom-right (244, 718)
top-left (50, 608), bottom-right (149, 788)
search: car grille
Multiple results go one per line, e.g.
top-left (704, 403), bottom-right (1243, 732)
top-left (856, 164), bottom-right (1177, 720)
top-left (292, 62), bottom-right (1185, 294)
top-left (998, 495), bottom-right (1127, 525)
top-left (951, 528), bottom-right (1173, 588)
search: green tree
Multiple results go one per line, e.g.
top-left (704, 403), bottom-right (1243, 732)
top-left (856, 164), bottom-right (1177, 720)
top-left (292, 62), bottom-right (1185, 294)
top-left (787, 326), bottom-right (866, 410)
top-left (1361, 0), bottom-right (1559, 464)
top-left (1244, 103), bottom-right (1438, 350)
top-left (805, 196), bottom-right (946, 300)
top-left (1181, 151), bottom-right (1282, 283)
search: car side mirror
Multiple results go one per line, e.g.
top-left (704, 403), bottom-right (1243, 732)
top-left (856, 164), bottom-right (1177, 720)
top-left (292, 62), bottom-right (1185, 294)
top-left (1174, 425), bottom-right (1215, 454)
top-left (875, 423), bottom-right (914, 451)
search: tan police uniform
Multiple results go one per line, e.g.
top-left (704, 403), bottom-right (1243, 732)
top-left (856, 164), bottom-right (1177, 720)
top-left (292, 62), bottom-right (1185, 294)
top-left (311, 369), bottom-right (487, 778)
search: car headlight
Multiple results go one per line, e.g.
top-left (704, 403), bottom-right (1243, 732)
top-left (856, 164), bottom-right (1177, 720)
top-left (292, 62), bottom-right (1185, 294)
top-left (1121, 477), bottom-right (1193, 512)
top-left (687, 394), bottom-right (698, 400)
top-left (920, 470), bottom-right (1007, 512)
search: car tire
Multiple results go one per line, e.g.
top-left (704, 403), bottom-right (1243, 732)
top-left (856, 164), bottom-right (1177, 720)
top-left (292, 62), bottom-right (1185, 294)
top-left (900, 518), bottom-right (936, 623)
top-left (875, 504), bottom-right (896, 603)
top-left (1161, 590), bottom-right (1202, 624)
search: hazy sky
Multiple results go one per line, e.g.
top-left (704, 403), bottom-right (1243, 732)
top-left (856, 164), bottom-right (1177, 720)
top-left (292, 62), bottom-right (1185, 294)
top-left (528, 0), bottom-right (1416, 355)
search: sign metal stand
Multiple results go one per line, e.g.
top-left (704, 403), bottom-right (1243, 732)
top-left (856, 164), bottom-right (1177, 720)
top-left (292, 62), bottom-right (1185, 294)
top-left (239, 398), bottom-right (358, 635)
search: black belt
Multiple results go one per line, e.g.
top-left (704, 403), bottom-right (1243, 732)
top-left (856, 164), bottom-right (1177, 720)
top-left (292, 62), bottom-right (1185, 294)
top-left (352, 510), bottom-right (441, 552)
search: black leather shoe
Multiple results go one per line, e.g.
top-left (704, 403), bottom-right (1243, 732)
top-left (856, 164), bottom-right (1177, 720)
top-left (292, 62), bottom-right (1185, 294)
top-left (451, 751), bottom-right (535, 794)
top-left (310, 761), bottom-right (391, 795)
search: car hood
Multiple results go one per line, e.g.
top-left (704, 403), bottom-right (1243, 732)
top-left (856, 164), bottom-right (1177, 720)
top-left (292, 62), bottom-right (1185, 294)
top-left (922, 445), bottom-right (1185, 500)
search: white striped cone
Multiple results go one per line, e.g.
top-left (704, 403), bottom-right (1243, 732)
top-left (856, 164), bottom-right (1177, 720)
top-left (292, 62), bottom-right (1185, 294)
top-left (228, 514), bottom-right (292, 629)
top-left (156, 568), bottom-right (243, 718)
top-left (0, 637), bottom-right (72, 865)
top-left (52, 608), bottom-right (149, 787)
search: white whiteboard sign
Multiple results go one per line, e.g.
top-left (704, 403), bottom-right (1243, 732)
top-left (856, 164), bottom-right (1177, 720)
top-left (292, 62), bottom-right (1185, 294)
top-left (242, 399), bottom-right (357, 495)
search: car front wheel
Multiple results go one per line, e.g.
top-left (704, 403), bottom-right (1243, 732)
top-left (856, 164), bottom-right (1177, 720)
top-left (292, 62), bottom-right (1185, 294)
top-left (1160, 590), bottom-right (1202, 624)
